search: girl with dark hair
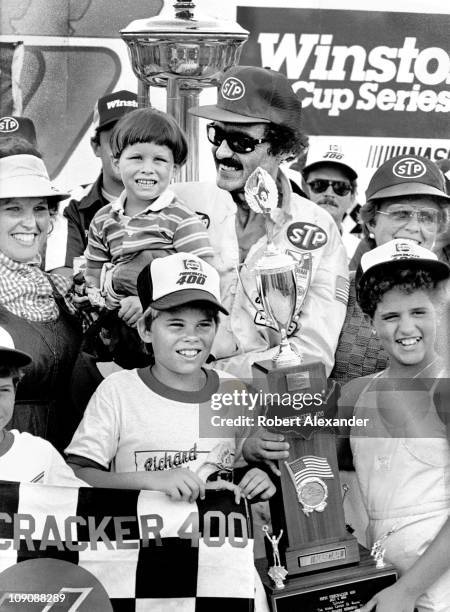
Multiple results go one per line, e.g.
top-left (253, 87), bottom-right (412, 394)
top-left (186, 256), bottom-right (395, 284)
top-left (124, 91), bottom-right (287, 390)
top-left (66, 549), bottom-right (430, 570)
top-left (339, 239), bottom-right (450, 612)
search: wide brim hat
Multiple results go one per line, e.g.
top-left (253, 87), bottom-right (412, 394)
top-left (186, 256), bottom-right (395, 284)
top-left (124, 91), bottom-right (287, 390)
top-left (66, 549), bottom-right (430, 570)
top-left (189, 65), bottom-right (302, 132)
top-left (366, 154), bottom-right (450, 202)
top-left (137, 253), bottom-right (228, 315)
top-left (357, 239), bottom-right (450, 294)
top-left (0, 154), bottom-right (69, 201)
top-left (0, 327), bottom-right (32, 367)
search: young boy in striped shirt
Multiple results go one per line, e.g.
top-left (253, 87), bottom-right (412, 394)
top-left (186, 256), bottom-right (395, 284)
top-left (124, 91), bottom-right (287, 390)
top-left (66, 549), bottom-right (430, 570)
top-left (84, 108), bottom-right (213, 328)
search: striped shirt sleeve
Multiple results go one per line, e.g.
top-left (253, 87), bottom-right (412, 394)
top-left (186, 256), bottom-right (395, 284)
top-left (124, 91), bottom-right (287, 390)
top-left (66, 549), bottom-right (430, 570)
top-left (84, 205), bottom-right (113, 269)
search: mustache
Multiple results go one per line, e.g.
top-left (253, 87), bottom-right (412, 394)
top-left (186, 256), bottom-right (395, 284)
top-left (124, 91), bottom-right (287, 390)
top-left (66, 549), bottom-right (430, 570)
top-left (318, 196), bottom-right (337, 207)
top-left (215, 156), bottom-right (242, 170)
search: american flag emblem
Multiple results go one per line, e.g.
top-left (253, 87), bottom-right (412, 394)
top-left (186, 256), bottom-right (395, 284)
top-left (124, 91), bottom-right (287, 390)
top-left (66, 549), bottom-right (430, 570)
top-left (285, 455), bottom-right (334, 486)
top-left (335, 275), bottom-right (349, 305)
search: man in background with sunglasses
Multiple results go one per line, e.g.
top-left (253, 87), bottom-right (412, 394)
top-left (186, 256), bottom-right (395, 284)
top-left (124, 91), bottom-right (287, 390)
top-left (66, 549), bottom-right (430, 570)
top-left (302, 143), bottom-right (360, 259)
top-left (170, 65), bottom-right (348, 384)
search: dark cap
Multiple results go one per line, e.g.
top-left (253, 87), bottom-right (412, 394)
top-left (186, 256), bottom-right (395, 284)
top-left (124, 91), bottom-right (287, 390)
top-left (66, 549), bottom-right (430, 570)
top-left (366, 154), bottom-right (450, 203)
top-left (137, 253), bottom-right (228, 315)
top-left (0, 116), bottom-right (37, 146)
top-left (93, 90), bottom-right (138, 133)
top-left (189, 66), bottom-right (302, 132)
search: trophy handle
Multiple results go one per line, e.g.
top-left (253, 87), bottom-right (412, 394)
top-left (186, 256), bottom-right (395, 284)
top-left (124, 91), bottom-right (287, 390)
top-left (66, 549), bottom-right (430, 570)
top-left (235, 263), bottom-right (276, 327)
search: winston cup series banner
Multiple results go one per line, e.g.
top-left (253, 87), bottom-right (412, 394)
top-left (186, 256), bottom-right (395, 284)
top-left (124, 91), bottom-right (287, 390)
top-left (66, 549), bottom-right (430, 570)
top-left (238, 5), bottom-right (450, 188)
top-left (0, 482), bottom-right (254, 611)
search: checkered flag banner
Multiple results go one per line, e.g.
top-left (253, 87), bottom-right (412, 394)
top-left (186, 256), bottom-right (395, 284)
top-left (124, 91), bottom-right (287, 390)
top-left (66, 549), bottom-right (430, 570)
top-left (285, 455), bottom-right (334, 487)
top-left (0, 481), bottom-right (256, 611)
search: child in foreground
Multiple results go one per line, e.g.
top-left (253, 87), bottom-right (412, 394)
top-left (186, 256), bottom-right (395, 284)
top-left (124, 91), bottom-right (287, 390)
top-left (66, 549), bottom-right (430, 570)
top-left (84, 108), bottom-right (213, 328)
top-left (338, 239), bottom-right (450, 612)
top-left (0, 327), bottom-right (84, 486)
top-left (66, 253), bottom-right (275, 503)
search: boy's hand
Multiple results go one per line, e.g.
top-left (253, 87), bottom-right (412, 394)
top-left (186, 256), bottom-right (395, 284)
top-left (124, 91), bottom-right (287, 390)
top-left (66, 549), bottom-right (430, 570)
top-left (153, 469), bottom-right (206, 503)
top-left (242, 429), bottom-right (289, 476)
top-left (118, 295), bottom-right (143, 328)
top-left (237, 467), bottom-right (276, 501)
top-left (205, 479), bottom-right (243, 504)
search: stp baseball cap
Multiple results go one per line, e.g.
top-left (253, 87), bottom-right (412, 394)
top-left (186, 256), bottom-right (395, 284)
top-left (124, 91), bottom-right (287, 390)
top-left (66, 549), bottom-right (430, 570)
top-left (302, 143), bottom-right (358, 181)
top-left (358, 239), bottom-right (450, 291)
top-left (92, 90), bottom-right (138, 133)
top-left (0, 327), bottom-right (32, 367)
top-left (189, 66), bottom-right (302, 132)
top-left (137, 253), bottom-right (228, 314)
top-left (0, 116), bottom-right (37, 145)
top-left (366, 154), bottom-right (450, 202)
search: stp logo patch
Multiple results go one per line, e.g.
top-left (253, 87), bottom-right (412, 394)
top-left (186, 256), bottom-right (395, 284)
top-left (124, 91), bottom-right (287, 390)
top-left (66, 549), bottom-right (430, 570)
top-left (0, 116), bottom-right (19, 133)
top-left (286, 222), bottom-right (328, 251)
top-left (392, 158), bottom-right (426, 179)
top-left (221, 77), bottom-right (245, 101)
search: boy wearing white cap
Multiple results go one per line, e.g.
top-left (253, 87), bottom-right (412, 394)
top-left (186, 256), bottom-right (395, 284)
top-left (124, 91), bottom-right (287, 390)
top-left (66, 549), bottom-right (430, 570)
top-left (66, 253), bottom-right (275, 503)
top-left (0, 327), bottom-right (84, 486)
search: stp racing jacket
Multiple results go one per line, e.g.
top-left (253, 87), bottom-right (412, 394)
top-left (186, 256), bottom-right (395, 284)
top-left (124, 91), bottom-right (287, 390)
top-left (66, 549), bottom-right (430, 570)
top-left (171, 171), bottom-right (349, 380)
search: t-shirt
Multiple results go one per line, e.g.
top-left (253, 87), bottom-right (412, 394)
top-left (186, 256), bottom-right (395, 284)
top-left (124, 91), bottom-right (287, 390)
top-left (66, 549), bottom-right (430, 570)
top-left (65, 368), bottom-right (249, 482)
top-left (0, 431), bottom-right (85, 486)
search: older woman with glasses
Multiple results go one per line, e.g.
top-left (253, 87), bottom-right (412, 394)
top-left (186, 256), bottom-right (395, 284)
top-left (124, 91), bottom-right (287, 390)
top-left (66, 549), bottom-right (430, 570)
top-left (332, 154), bottom-right (449, 386)
top-left (0, 139), bottom-right (82, 452)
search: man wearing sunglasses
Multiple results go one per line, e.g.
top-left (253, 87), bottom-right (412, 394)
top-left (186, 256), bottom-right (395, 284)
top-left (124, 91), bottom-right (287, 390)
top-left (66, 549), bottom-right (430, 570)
top-left (302, 144), bottom-right (360, 258)
top-left (170, 65), bottom-right (348, 384)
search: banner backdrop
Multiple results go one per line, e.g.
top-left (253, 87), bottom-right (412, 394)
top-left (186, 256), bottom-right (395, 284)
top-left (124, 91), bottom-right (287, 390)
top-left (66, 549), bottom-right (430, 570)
top-left (237, 4), bottom-right (450, 191)
top-left (0, 482), bottom-right (255, 611)
top-left (238, 7), bottom-right (449, 137)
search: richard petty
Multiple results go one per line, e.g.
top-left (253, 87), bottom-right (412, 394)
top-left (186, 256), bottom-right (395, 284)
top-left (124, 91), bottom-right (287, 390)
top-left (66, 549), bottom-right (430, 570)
top-left (172, 172), bottom-right (348, 379)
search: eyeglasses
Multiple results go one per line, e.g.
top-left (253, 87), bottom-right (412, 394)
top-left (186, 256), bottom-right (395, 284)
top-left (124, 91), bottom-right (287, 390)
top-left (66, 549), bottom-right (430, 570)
top-left (377, 208), bottom-right (441, 228)
top-left (307, 179), bottom-right (352, 197)
top-left (206, 123), bottom-right (267, 154)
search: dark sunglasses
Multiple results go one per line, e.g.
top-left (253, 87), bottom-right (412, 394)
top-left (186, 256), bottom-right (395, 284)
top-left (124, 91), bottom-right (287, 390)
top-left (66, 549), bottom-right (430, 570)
top-left (307, 179), bottom-right (352, 197)
top-left (206, 123), bottom-right (267, 154)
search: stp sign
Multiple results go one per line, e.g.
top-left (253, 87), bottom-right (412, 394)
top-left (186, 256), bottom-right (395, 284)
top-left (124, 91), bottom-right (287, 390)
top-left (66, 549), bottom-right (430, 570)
top-left (221, 77), bottom-right (245, 100)
top-left (392, 158), bottom-right (427, 178)
top-left (286, 222), bottom-right (328, 250)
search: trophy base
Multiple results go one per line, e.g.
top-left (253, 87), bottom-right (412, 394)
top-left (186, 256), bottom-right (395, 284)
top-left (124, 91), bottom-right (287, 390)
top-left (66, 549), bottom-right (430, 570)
top-left (252, 359), bottom-right (326, 401)
top-left (256, 546), bottom-right (398, 612)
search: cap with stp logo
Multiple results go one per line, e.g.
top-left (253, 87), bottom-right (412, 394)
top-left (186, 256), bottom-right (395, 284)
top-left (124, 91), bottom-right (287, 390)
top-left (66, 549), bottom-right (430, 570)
top-left (358, 238), bottom-right (450, 290)
top-left (0, 116), bottom-right (37, 146)
top-left (302, 143), bottom-right (358, 181)
top-left (137, 253), bottom-right (228, 314)
top-left (189, 65), bottom-right (302, 132)
top-left (92, 90), bottom-right (138, 133)
top-left (366, 154), bottom-right (450, 202)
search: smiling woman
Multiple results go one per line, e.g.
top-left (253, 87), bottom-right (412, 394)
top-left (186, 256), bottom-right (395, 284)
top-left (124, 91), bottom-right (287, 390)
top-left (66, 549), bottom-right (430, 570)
top-left (0, 140), bottom-right (82, 452)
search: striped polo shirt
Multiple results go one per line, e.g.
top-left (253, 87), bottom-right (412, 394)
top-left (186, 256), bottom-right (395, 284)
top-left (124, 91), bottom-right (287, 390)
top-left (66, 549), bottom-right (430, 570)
top-left (85, 189), bottom-right (213, 269)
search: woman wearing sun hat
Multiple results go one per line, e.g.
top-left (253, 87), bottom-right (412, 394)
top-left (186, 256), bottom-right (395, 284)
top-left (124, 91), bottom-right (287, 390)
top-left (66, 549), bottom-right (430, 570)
top-left (339, 239), bottom-right (450, 612)
top-left (0, 139), bottom-right (82, 451)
